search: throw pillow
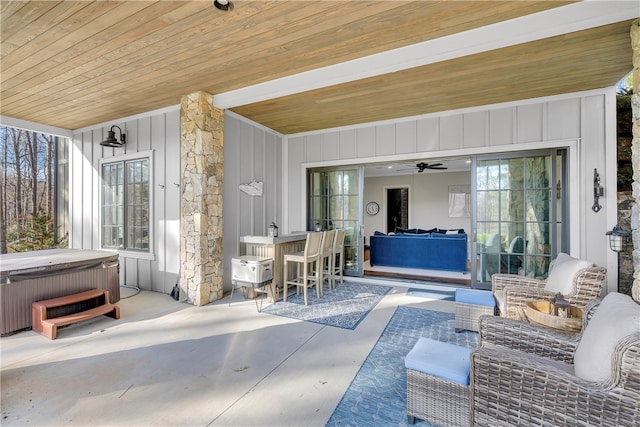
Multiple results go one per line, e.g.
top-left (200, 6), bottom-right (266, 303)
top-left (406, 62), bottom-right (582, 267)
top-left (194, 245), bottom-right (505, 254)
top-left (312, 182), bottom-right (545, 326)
top-left (373, 231), bottom-right (386, 236)
top-left (548, 252), bottom-right (572, 272)
top-left (574, 292), bottom-right (640, 382)
top-left (544, 254), bottom-right (592, 295)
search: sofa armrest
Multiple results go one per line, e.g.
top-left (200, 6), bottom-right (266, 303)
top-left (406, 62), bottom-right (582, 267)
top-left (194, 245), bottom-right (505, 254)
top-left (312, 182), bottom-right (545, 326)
top-left (478, 315), bottom-right (579, 363)
top-left (500, 285), bottom-right (555, 320)
top-left (471, 333), bottom-right (640, 427)
top-left (567, 266), bottom-right (607, 307)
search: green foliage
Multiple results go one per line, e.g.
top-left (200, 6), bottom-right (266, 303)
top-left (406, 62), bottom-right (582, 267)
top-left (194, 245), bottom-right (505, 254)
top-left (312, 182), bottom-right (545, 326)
top-left (7, 210), bottom-right (60, 252)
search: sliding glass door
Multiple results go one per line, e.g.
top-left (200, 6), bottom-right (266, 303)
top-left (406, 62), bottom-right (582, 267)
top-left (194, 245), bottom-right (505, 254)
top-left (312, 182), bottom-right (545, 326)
top-left (308, 166), bottom-right (364, 277)
top-left (472, 150), bottom-right (567, 288)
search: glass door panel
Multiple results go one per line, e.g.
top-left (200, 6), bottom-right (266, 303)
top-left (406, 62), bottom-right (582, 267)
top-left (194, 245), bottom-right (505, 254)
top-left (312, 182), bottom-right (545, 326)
top-left (473, 150), bottom-right (566, 288)
top-left (308, 167), bottom-right (364, 277)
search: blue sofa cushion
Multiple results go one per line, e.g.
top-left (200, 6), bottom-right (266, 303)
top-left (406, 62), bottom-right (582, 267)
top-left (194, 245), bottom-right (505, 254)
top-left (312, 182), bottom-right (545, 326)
top-left (455, 289), bottom-right (496, 307)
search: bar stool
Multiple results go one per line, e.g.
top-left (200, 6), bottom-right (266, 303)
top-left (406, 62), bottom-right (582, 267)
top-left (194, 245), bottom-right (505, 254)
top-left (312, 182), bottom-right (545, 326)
top-left (319, 230), bottom-right (336, 292)
top-left (283, 232), bottom-right (322, 305)
top-left (330, 229), bottom-right (346, 287)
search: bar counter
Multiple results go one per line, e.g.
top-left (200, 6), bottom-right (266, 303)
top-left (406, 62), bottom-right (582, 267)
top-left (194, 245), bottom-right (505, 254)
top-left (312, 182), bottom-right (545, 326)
top-left (240, 233), bottom-right (308, 301)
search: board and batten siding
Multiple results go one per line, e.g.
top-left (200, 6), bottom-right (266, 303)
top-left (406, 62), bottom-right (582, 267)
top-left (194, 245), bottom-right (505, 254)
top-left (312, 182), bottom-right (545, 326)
top-left (70, 109), bottom-right (282, 293)
top-left (285, 89), bottom-right (617, 292)
top-left (70, 108), bottom-right (181, 293)
top-left (222, 113), bottom-right (283, 291)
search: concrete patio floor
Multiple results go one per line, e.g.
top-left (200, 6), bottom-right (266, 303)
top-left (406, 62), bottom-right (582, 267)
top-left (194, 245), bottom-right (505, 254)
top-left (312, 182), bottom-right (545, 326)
top-left (1, 280), bottom-right (456, 426)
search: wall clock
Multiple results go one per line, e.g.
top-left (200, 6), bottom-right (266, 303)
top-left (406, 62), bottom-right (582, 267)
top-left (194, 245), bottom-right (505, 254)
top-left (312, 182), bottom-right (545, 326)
top-left (366, 201), bottom-right (380, 216)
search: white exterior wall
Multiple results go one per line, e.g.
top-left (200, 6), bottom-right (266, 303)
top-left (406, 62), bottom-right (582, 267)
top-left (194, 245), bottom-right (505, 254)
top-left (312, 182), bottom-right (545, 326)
top-left (285, 89), bottom-right (619, 293)
top-left (70, 107), bottom-right (181, 293)
top-left (70, 108), bottom-right (283, 293)
top-left (222, 113), bottom-right (283, 290)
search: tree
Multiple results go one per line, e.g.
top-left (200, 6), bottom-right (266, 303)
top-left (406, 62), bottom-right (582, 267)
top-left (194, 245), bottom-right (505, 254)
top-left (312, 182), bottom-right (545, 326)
top-left (0, 126), bottom-right (60, 253)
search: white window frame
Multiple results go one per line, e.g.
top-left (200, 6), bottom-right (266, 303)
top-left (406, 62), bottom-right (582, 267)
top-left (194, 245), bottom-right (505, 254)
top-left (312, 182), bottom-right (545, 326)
top-left (99, 150), bottom-right (155, 261)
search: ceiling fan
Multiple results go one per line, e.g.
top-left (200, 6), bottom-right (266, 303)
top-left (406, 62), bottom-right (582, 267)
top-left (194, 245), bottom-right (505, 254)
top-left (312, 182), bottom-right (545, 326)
top-left (399, 162), bottom-right (449, 173)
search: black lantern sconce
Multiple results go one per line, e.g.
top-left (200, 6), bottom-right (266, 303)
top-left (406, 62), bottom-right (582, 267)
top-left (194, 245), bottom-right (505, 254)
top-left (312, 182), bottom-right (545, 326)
top-left (100, 125), bottom-right (126, 148)
top-left (606, 224), bottom-right (630, 253)
top-left (592, 168), bottom-right (604, 213)
top-left (606, 224), bottom-right (630, 290)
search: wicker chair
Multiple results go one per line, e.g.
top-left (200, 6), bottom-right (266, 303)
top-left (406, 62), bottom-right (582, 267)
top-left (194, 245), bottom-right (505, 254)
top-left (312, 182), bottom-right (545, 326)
top-left (470, 297), bottom-right (640, 427)
top-left (492, 265), bottom-right (606, 320)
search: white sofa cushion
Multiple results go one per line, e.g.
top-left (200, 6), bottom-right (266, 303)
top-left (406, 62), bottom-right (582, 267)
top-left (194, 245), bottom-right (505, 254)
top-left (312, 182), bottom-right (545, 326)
top-left (544, 253), bottom-right (592, 295)
top-left (574, 292), bottom-right (640, 382)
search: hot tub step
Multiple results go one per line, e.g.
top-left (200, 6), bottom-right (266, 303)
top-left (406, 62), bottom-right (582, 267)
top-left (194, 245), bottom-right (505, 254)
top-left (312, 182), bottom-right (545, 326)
top-left (32, 289), bottom-right (120, 339)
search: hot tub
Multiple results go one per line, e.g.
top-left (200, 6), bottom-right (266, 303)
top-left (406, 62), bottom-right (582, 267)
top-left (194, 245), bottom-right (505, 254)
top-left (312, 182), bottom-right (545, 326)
top-left (0, 249), bottom-right (120, 335)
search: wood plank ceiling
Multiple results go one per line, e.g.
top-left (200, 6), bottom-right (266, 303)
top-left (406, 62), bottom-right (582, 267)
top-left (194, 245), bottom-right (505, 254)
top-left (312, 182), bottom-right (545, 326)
top-left (0, 1), bottom-right (634, 134)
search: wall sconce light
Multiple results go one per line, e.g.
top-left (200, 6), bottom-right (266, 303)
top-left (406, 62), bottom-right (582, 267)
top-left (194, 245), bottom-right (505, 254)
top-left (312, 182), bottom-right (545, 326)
top-left (100, 125), bottom-right (126, 147)
top-left (592, 168), bottom-right (604, 213)
top-left (213, 0), bottom-right (233, 11)
top-left (606, 224), bottom-right (630, 253)
top-left (606, 224), bottom-right (630, 290)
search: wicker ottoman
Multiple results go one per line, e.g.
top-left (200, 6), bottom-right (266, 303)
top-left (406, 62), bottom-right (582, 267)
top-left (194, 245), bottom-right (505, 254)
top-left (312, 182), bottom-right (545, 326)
top-left (405, 337), bottom-right (471, 426)
top-left (455, 288), bottom-right (496, 332)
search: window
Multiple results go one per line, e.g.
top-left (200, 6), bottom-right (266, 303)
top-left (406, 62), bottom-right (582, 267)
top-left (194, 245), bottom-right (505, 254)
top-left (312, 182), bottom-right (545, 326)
top-left (101, 154), bottom-right (151, 253)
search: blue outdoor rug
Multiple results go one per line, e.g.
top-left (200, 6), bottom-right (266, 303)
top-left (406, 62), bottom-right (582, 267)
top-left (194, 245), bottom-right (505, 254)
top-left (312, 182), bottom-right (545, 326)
top-left (261, 282), bottom-right (391, 330)
top-left (406, 287), bottom-right (455, 301)
top-left (326, 306), bottom-right (478, 426)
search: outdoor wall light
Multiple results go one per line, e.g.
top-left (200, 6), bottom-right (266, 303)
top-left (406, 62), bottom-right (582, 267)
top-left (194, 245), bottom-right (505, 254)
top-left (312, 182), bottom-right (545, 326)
top-left (213, 0), bottom-right (233, 11)
top-left (606, 224), bottom-right (630, 253)
top-left (606, 224), bottom-right (630, 290)
top-left (100, 125), bottom-right (126, 147)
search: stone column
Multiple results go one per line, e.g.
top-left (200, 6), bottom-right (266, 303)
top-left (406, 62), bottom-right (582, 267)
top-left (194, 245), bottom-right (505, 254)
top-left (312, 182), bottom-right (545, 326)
top-left (180, 91), bottom-right (224, 306)
top-left (630, 19), bottom-right (640, 302)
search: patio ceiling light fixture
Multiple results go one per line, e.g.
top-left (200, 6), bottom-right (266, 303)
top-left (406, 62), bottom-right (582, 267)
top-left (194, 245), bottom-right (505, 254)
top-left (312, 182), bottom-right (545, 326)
top-left (100, 125), bottom-right (126, 148)
top-left (213, 0), bottom-right (233, 11)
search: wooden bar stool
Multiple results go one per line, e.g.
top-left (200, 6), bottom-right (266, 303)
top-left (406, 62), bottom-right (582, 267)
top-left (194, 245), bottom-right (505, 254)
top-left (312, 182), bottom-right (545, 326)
top-left (283, 232), bottom-right (323, 305)
top-left (330, 229), bottom-right (346, 287)
top-left (319, 230), bottom-right (336, 292)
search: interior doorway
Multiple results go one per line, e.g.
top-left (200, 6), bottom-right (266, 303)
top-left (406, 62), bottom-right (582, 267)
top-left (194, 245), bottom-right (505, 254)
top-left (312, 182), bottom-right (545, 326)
top-left (386, 187), bottom-right (408, 233)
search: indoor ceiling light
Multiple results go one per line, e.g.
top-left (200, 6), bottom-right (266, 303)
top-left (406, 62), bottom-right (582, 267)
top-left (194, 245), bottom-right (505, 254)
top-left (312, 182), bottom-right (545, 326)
top-left (213, 0), bottom-right (233, 11)
top-left (100, 125), bottom-right (126, 147)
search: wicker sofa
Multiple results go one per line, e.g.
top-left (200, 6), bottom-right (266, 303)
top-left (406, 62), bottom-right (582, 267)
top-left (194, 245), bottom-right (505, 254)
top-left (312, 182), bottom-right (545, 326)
top-left (492, 253), bottom-right (606, 320)
top-left (470, 294), bottom-right (640, 427)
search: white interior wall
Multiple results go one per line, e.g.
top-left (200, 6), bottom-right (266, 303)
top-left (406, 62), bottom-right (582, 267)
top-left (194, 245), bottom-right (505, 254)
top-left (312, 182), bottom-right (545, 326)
top-left (363, 171), bottom-right (471, 239)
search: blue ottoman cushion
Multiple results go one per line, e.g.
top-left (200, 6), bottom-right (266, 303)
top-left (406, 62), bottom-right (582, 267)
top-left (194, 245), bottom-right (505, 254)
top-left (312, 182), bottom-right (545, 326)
top-left (404, 337), bottom-right (471, 386)
top-left (455, 288), bottom-right (496, 307)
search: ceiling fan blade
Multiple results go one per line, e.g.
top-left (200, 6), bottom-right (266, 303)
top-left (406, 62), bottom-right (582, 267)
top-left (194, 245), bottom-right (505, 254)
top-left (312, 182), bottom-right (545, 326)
top-left (428, 166), bottom-right (448, 170)
top-left (426, 163), bottom-right (443, 167)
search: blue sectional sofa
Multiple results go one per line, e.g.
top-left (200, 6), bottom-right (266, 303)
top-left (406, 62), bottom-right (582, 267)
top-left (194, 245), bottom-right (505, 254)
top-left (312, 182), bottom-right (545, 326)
top-left (369, 231), bottom-right (468, 272)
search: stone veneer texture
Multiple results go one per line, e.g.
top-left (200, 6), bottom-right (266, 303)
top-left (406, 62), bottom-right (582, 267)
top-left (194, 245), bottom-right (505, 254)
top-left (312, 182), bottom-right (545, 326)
top-left (180, 91), bottom-right (224, 306)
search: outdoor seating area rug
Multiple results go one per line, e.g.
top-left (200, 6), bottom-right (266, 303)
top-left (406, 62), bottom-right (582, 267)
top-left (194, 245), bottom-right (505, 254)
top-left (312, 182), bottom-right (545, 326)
top-left (406, 286), bottom-right (455, 301)
top-left (326, 306), bottom-right (478, 426)
top-left (261, 282), bottom-right (391, 330)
